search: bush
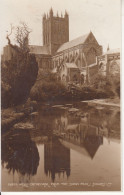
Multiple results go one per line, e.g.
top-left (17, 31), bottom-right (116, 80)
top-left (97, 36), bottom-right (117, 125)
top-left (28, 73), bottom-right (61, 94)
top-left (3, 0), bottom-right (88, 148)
top-left (90, 73), bottom-right (120, 98)
top-left (30, 70), bottom-right (66, 102)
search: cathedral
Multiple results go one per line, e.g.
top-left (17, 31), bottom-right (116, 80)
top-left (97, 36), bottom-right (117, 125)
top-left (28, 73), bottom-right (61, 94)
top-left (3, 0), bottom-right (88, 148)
top-left (29, 8), bottom-right (103, 84)
top-left (1, 8), bottom-right (120, 84)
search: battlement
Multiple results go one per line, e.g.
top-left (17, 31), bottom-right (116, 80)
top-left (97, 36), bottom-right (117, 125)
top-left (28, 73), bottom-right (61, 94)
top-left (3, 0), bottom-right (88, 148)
top-left (42, 8), bottom-right (69, 55)
top-left (43, 8), bottom-right (68, 20)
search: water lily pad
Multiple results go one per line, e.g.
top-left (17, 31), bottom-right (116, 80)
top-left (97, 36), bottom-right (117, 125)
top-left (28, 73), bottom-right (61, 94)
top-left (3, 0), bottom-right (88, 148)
top-left (68, 108), bottom-right (79, 112)
top-left (30, 112), bottom-right (38, 116)
top-left (14, 122), bottom-right (34, 130)
top-left (52, 105), bottom-right (63, 108)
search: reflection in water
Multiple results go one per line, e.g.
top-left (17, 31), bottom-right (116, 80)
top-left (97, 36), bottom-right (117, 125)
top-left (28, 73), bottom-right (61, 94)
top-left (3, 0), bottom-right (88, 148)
top-left (52, 104), bottom-right (120, 159)
top-left (84, 135), bottom-right (103, 158)
top-left (1, 102), bottom-right (120, 191)
top-left (1, 129), bottom-right (40, 179)
top-left (44, 137), bottom-right (70, 181)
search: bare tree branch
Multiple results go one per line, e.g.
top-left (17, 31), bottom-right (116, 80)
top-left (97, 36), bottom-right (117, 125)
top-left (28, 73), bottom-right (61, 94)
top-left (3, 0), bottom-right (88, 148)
top-left (6, 24), bottom-right (14, 45)
top-left (6, 22), bottom-right (32, 54)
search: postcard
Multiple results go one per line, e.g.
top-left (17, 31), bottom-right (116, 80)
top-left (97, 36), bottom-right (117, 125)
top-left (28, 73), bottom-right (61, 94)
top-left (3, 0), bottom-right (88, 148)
top-left (0, 0), bottom-right (122, 193)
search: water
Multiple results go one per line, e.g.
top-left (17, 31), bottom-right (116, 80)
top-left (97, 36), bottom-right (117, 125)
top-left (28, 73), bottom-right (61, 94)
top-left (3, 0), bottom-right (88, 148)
top-left (1, 101), bottom-right (121, 191)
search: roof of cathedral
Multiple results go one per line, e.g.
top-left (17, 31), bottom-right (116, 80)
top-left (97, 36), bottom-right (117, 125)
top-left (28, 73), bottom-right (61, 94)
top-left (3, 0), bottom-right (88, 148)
top-left (29, 45), bottom-right (50, 55)
top-left (57, 32), bottom-right (90, 53)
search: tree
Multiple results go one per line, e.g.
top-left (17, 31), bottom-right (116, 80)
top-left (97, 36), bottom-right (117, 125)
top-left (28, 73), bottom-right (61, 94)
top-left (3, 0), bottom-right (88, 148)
top-left (6, 22), bottom-right (31, 52)
top-left (1, 22), bottom-right (38, 108)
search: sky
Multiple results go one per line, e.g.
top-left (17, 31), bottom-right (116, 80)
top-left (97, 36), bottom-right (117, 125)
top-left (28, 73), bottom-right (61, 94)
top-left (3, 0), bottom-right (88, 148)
top-left (0, 0), bottom-right (121, 54)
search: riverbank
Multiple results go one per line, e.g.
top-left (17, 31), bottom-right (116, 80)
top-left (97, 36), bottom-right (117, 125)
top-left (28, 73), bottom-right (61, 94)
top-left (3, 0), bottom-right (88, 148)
top-left (1, 100), bottom-right (38, 133)
top-left (1, 97), bottom-right (120, 134)
top-left (82, 98), bottom-right (120, 108)
top-left (1, 107), bottom-right (26, 133)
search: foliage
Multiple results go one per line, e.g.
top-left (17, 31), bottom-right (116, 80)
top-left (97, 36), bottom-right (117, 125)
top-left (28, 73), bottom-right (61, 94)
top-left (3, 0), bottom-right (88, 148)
top-left (1, 23), bottom-right (38, 108)
top-left (30, 70), bottom-right (66, 102)
top-left (90, 73), bottom-right (120, 98)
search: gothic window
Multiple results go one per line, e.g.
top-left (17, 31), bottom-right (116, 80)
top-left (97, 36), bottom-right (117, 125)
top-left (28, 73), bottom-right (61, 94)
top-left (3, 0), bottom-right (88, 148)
top-left (86, 47), bottom-right (96, 65)
top-left (109, 60), bottom-right (120, 75)
top-left (99, 62), bottom-right (103, 69)
top-left (77, 59), bottom-right (81, 68)
top-left (64, 56), bottom-right (67, 62)
top-left (62, 74), bottom-right (66, 82)
top-left (76, 52), bottom-right (78, 57)
top-left (72, 74), bottom-right (78, 82)
top-left (81, 57), bottom-right (85, 67)
top-left (46, 35), bottom-right (47, 44)
top-left (47, 34), bottom-right (49, 43)
top-left (69, 54), bottom-right (72, 62)
top-left (43, 35), bottom-right (45, 44)
top-left (81, 74), bottom-right (84, 84)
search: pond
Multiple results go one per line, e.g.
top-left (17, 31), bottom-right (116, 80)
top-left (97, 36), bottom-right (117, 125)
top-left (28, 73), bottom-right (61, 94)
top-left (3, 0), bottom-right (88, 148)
top-left (1, 101), bottom-right (121, 191)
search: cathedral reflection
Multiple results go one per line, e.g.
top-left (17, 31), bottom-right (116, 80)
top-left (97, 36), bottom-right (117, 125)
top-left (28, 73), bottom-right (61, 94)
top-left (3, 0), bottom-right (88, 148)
top-left (52, 106), bottom-right (120, 159)
top-left (1, 104), bottom-right (120, 184)
top-left (44, 137), bottom-right (70, 182)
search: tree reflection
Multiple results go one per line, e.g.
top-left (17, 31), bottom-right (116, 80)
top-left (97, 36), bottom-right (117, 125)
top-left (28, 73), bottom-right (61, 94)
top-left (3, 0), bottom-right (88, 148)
top-left (1, 129), bottom-right (40, 177)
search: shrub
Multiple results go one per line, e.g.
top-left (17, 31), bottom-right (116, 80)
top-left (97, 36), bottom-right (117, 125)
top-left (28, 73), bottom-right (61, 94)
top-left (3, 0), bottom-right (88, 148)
top-left (30, 70), bottom-right (66, 102)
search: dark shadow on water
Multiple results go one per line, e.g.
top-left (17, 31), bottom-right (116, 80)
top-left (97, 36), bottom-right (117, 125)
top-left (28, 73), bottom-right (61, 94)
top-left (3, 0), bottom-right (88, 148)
top-left (44, 136), bottom-right (70, 182)
top-left (1, 129), bottom-right (40, 177)
top-left (84, 135), bottom-right (103, 159)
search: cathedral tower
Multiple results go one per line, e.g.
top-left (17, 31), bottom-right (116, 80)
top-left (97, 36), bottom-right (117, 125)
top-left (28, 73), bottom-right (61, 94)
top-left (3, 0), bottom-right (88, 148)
top-left (42, 8), bottom-right (69, 55)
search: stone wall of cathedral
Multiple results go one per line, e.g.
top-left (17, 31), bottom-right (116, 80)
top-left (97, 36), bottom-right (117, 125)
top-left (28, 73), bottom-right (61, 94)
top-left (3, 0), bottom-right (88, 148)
top-left (52, 43), bottom-right (102, 70)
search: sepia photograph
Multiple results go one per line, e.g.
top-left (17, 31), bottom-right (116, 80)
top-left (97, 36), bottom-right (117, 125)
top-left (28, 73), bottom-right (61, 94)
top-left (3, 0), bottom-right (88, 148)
top-left (0, 0), bottom-right (122, 192)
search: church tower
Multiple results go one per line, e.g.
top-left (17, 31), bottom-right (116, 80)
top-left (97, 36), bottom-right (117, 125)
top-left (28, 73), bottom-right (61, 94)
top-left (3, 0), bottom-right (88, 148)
top-left (42, 8), bottom-right (69, 55)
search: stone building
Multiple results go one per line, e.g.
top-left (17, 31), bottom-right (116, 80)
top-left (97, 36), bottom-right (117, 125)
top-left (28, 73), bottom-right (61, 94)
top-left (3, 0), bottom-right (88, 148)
top-left (1, 45), bottom-right (17, 62)
top-left (29, 8), bottom-right (103, 84)
top-left (29, 8), bottom-right (69, 71)
top-left (97, 48), bottom-right (120, 77)
top-left (59, 63), bottom-right (80, 84)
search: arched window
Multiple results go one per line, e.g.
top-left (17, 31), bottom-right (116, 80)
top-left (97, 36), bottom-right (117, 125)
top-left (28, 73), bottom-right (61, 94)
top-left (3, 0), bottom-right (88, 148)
top-left (70, 54), bottom-right (74, 63)
top-left (86, 47), bottom-right (96, 65)
top-left (81, 74), bottom-right (84, 84)
top-left (65, 56), bottom-right (69, 63)
top-left (62, 74), bottom-right (66, 82)
top-left (77, 59), bottom-right (81, 67)
top-left (73, 74), bottom-right (78, 82)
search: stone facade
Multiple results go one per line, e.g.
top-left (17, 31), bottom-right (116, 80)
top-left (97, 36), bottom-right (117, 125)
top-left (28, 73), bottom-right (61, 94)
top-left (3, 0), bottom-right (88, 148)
top-left (28, 8), bottom-right (103, 83)
top-left (53, 31), bottom-right (102, 69)
top-left (43, 8), bottom-right (69, 55)
top-left (1, 45), bottom-right (17, 62)
top-left (59, 63), bottom-right (80, 84)
top-left (52, 31), bottom-right (102, 84)
top-left (97, 48), bottom-right (120, 77)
